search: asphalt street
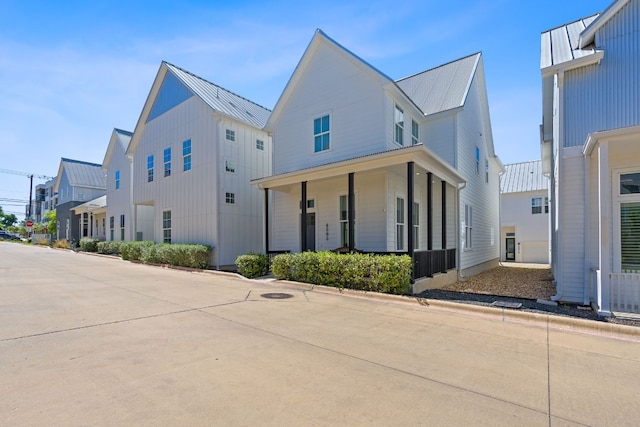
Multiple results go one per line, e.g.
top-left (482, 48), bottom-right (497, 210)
top-left (1, 243), bottom-right (639, 426)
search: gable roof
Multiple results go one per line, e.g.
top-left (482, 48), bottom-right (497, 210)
top-left (500, 160), bottom-right (548, 194)
top-left (395, 53), bottom-right (480, 117)
top-left (102, 128), bottom-right (132, 169)
top-left (54, 158), bottom-right (105, 192)
top-left (579, 0), bottom-right (630, 48)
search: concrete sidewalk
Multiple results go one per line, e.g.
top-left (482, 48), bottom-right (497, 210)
top-left (2, 243), bottom-right (639, 426)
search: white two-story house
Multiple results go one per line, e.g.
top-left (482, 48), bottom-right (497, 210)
top-left (253, 30), bottom-right (502, 292)
top-left (541, 0), bottom-right (640, 315)
top-left (102, 128), bottom-right (133, 242)
top-left (126, 62), bottom-right (272, 267)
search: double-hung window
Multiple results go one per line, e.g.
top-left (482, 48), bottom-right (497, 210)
top-left (115, 170), bottom-right (120, 190)
top-left (619, 173), bottom-right (640, 272)
top-left (183, 139), bottom-right (192, 172)
top-left (314, 115), bottom-right (330, 152)
top-left (396, 197), bottom-right (405, 250)
top-left (162, 210), bottom-right (171, 244)
top-left (120, 214), bottom-right (125, 241)
top-left (339, 195), bottom-right (349, 247)
top-left (147, 155), bottom-right (154, 182)
top-left (163, 148), bottom-right (171, 177)
top-left (109, 216), bottom-right (114, 241)
top-left (394, 105), bottom-right (404, 145)
top-left (464, 204), bottom-right (473, 250)
top-left (411, 120), bottom-right (419, 145)
top-left (531, 197), bottom-right (542, 214)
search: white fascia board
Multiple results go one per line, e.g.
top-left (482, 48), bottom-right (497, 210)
top-left (583, 125), bottom-right (640, 156)
top-left (540, 50), bottom-right (604, 77)
top-left (579, 0), bottom-right (630, 49)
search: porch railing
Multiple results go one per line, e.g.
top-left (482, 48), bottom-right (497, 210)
top-left (413, 248), bottom-right (456, 279)
top-left (610, 273), bottom-right (640, 314)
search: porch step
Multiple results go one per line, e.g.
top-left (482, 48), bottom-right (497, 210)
top-left (491, 300), bottom-right (522, 309)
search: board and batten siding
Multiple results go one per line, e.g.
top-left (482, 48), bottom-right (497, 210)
top-left (423, 115), bottom-right (457, 168)
top-left (272, 42), bottom-right (388, 175)
top-left (105, 140), bottom-right (133, 241)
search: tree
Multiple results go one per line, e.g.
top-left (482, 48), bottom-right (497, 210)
top-left (44, 210), bottom-right (56, 236)
top-left (0, 206), bottom-right (18, 227)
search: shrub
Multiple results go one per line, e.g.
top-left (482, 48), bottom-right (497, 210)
top-left (236, 253), bottom-right (269, 278)
top-left (79, 237), bottom-right (100, 252)
top-left (35, 237), bottom-right (50, 246)
top-left (96, 241), bottom-right (121, 255)
top-left (120, 241), bottom-right (155, 261)
top-left (271, 251), bottom-right (412, 295)
top-left (53, 239), bottom-right (71, 249)
top-left (160, 244), bottom-right (212, 269)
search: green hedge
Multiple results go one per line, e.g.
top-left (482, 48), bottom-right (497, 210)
top-left (235, 253), bottom-right (269, 278)
top-left (120, 241), bottom-right (155, 261)
top-left (96, 241), bottom-right (121, 255)
top-left (79, 237), bottom-right (100, 252)
top-left (271, 251), bottom-right (412, 295)
top-left (120, 241), bottom-right (211, 269)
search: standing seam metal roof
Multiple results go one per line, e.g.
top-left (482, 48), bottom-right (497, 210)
top-left (500, 160), bottom-right (548, 193)
top-left (164, 62), bottom-right (271, 128)
top-left (540, 14), bottom-right (600, 69)
top-left (60, 158), bottom-right (106, 189)
top-left (114, 128), bottom-right (132, 152)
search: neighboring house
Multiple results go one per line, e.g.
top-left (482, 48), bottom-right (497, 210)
top-left (500, 160), bottom-right (550, 264)
top-left (253, 30), bottom-right (503, 292)
top-left (70, 195), bottom-right (107, 240)
top-left (540, 0), bottom-right (640, 315)
top-left (126, 61), bottom-right (271, 267)
top-left (102, 128), bottom-right (133, 242)
top-left (53, 158), bottom-right (106, 242)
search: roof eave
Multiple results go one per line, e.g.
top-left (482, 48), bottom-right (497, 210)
top-left (579, 0), bottom-right (630, 48)
top-left (583, 125), bottom-right (640, 156)
top-left (541, 50), bottom-right (604, 77)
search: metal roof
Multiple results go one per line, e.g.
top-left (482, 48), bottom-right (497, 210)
top-left (395, 53), bottom-right (480, 116)
top-left (60, 158), bottom-right (106, 189)
top-left (114, 128), bottom-right (132, 152)
top-left (164, 62), bottom-right (271, 128)
top-left (540, 14), bottom-right (600, 69)
top-left (500, 160), bottom-right (548, 194)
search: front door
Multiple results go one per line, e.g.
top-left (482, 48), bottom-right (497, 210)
top-left (303, 213), bottom-right (316, 251)
top-left (506, 238), bottom-right (516, 261)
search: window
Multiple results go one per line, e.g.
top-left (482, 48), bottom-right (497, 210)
top-left (314, 115), bottom-right (330, 152)
top-left (183, 139), bottom-right (192, 172)
top-left (532, 197), bottom-right (543, 214)
top-left (109, 216), bottom-right (114, 241)
top-left (485, 158), bottom-right (489, 183)
top-left (621, 202), bottom-right (640, 272)
top-left (256, 139), bottom-right (264, 151)
top-left (120, 214), bottom-right (125, 241)
top-left (394, 105), bottom-right (404, 145)
top-left (226, 129), bottom-right (235, 141)
top-left (225, 160), bottom-right (235, 173)
top-left (545, 197), bottom-right (549, 213)
top-left (413, 202), bottom-right (419, 249)
top-left (475, 146), bottom-right (480, 175)
top-left (115, 170), bottom-right (120, 190)
top-left (162, 210), bottom-right (171, 244)
top-left (411, 120), bottom-right (419, 145)
top-left (620, 173), bottom-right (640, 194)
top-left (464, 204), bottom-right (473, 250)
top-left (339, 195), bottom-right (349, 247)
top-left (396, 197), bottom-right (405, 250)
top-left (163, 147), bottom-right (171, 177)
top-left (147, 155), bottom-right (154, 182)
top-left (225, 192), bottom-right (235, 204)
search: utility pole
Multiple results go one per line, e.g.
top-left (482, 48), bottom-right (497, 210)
top-left (28, 174), bottom-right (33, 219)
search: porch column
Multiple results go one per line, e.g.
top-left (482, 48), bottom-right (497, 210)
top-left (301, 181), bottom-right (307, 252)
top-left (441, 181), bottom-right (447, 250)
top-left (348, 172), bottom-right (355, 252)
top-left (597, 142), bottom-right (611, 316)
top-left (427, 172), bottom-right (433, 251)
top-left (264, 188), bottom-right (270, 253)
top-left (89, 212), bottom-right (93, 238)
top-left (407, 162), bottom-right (414, 259)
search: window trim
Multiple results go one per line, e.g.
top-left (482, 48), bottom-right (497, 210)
top-left (614, 168), bottom-right (640, 273)
top-left (225, 160), bottom-right (236, 173)
top-left (115, 170), bottom-right (120, 190)
top-left (225, 129), bottom-right (235, 141)
top-left (162, 210), bottom-right (172, 244)
top-left (182, 139), bottom-right (192, 172)
top-left (313, 114), bottom-right (330, 153)
top-left (396, 196), bottom-right (405, 251)
top-left (147, 155), bottom-right (154, 182)
top-left (531, 197), bottom-right (543, 214)
top-left (163, 147), bottom-right (171, 177)
top-left (394, 105), bottom-right (404, 146)
top-left (225, 192), bottom-right (236, 204)
top-left (464, 204), bottom-right (473, 250)
top-left (256, 139), bottom-right (264, 151)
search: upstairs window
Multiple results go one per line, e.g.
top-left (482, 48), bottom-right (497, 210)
top-left (163, 147), bottom-right (171, 177)
top-left (475, 146), bottom-right (480, 175)
top-left (183, 139), bottom-right (192, 172)
top-left (256, 139), bottom-right (264, 151)
top-left (394, 105), bottom-right (404, 145)
top-left (532, 197), bottom-right (543, 214)
top-left (545, 197), bottom-right (549, 213)
top-left (225, 160), bottom-right (235, 173)
top-left (226, 129), bottom-right (235, 141)
top-left (225, 192), bottom-right (235, 204)
top-left (147, 155), bottom-right (154, 182)
top-left (115, 170), bottom-right (120, 190)
top-left (314, 115), bottom-right (330, 152)
top-left (411, 120), bottom-right (419, 145)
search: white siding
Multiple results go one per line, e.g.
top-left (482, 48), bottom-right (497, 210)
top-left (105, 141), bottom-right (132, 242)
top-left (500, 190), bottom-right (550, 263)
top-left (424, 115), bottom-right (456, 167)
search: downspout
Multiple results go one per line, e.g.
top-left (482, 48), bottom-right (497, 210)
top-left (583, 152), bottom-right (591, 306)
top-left (128, 154), bottom-right (135, 241)
top-left (457, 181), bottom-right (466, 280)
top-left (551, 70), bottom-right (564, 301)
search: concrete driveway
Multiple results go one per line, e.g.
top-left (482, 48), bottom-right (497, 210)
top-left (1, 242), bottom-right (639, 426)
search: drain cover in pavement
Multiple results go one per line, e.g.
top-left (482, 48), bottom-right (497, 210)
top-left (261, 292), bottom-right (294, 299)
top-left (491, 300), bottom-right (522, 309)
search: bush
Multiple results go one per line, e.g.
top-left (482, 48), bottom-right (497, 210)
top-left (34, 237), bottom-right (50, 246)
top-left (79, 237), bottom-right (100, 252)
top-left (96, 241), bottom-right (121, 255)
top-left (271, 251), bottom-right (412, 295)
top-left (120, 241), bottom-right (155, 261)
top-left (236, 253), bottom-right (269, 278)
top-left (160, 244), bottom-right (212, 269)
top-left (53, 239), bottom-right (71, 249)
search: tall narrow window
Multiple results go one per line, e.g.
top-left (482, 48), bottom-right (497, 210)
top-left (339, 195), bottom-right (349, 247)
top-left (464, 204), bottom-right (473, 249)
top-left (413, 202), bottom-right (420, 249)
top-left (225, 160), bottom-right (235, 173)
top-left (544, 197), bottom-right (549, 213)
top-left (162, 210), bottom-right (171, 244)
top-left (183, 139), bottom-right (192, 172)
top-left (226, 129), bottom-right (235, 141)
top-left (147, 155), bottom-right (154, 182)
top-left (485, 158), bottom-right (489, 183)
top-left (120, 214), bottom-right (125, 241)
top-left (394, 105), bottom-right (404, 145)
top-left (475, 146), bottom-right (480, 175)
top-left (313, 115), bottom-right (330, 152)
top-left (109, 216), bottom-right (114, 241)
top-left (163, 147), bottom-right (171, 177)
top-left (256, 139), bottom-right (264, 151)
top-left (411, 120), bottom-right (419, 145)
top-left (396, 197), bottom-right (405, 250)
top-left (115, 170), bottom-right (120, 189)
top-left (531, 197), bottom-right (542, 214)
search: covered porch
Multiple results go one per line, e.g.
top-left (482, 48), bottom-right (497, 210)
top-left (253, 145), bottom-right (465, 291)
top-left (71, 195), bottom-right (107, 241)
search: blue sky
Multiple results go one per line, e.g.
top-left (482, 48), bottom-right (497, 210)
top-left (0, 0), bottom-right (608, 219)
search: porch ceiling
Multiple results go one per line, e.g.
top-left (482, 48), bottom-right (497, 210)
top-left (252, 144), bottom-right (465, 191)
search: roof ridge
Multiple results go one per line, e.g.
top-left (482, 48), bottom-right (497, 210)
top-left (113, 128), bottom-right (133, 136)
top-left (540, 12), bottom-right (600, 34)
top-left (504, 160), bottom-right (542, 167)
top-left (163, 61), bottom-right (271, 113)
top-left (395, 52), bottom-right (481, 83)
top-left (61, 158), bottom-right (102, 167)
